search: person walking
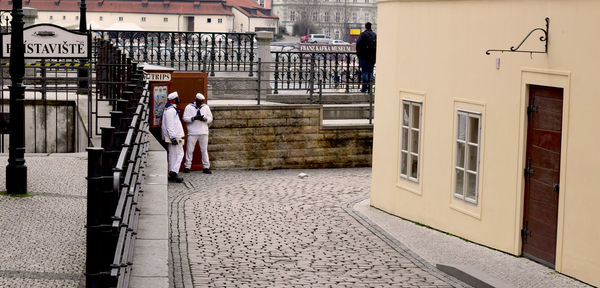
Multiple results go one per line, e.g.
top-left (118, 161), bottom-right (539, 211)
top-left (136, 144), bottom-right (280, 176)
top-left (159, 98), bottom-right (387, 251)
top-left (356, 22), bottom-right (377, 93)
top-left (162, 91), bottom-right (185, 183)
top-left (183, 93), bottom-right (213, 174)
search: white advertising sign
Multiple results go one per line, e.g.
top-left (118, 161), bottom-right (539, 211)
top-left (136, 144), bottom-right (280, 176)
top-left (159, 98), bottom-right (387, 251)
top-left (1, 24), bottom-right (89, 59)
top-left (145, 73), bottom-right (172, 82)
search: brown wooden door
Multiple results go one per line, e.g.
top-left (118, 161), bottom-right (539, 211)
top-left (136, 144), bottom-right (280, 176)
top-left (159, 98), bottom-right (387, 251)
top-left (187, 16), bottom-right (195, 32)
top-left (522, 85), bottom-right (563, 267)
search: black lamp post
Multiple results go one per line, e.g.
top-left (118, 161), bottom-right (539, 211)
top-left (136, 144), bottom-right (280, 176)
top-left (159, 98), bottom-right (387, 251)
top-left (6, 0), bottom-right (27, 194)
top-left (77, 0), bottom-right (88, 93)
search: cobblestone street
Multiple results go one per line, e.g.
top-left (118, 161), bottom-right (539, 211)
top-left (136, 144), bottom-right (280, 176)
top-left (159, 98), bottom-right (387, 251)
top-left (168, 168), bottom-right (461, 287)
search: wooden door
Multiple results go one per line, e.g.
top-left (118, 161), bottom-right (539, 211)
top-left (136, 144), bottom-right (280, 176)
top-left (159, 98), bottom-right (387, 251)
top-left (169, 72), bottom-right (209, 171)
top-left (187, 16), bottom-right (195, 32)
top-left (522, 85), bottom-right (563, 267)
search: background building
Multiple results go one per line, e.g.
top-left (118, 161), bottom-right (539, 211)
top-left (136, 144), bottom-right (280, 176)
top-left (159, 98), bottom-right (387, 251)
top-left (0, 0), bottom-right (278, 33)
top-left (371, 0), bottom-right (600, 286)
top-left (272, 0), bottom-right (376, 41)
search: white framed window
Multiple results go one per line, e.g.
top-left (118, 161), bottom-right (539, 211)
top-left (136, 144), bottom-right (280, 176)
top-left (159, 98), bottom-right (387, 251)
top-left (207, 18), bottom-right (211, 23)
top-left (141, 17), bottom-right (146, 22)
top-left (99, 16), bottom-right (103, 21)
top-left (118, 16), bottom-right (123, 21)
top-left (218, 18), bottom-right (222, 23)
top-left (76, 16), bottom-right (79, 20)
top-left (50, 15), bottom-right (53, 20)
top-left (164, 17), bottom-right (169, 22)
top-left (290, 11), bottom-right (295, 22)
top-left (62, 15), bottom-right (66, 20)
top-left (454, 110), bottom-right (481, 204)
top-left (335, 12), bottom-right (340, 22)
top-left (324, 12), bottom-right (329, 22)
top-left (399, 100), bottom-right (422, 182)
top-left (312, 12), bottom-right (318, 22)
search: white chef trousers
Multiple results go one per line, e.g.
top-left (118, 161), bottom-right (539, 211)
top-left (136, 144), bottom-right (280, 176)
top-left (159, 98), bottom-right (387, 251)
top-left (168, 143), bottom-right (184, 173)
top-left (185, 134), bottom-right (209, 169)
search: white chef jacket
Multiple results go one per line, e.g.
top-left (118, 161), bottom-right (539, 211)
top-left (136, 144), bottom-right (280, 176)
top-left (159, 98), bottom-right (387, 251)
top-left (161, 104), bottom-right (185, 140)
top-left (183, 102), bottom-right (213, 135)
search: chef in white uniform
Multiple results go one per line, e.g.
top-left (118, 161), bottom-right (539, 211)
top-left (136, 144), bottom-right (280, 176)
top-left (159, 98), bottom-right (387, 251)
top-left (182, 93), bottom-right (213, 174)
top-left (161, 91), bottom-right (185, 182)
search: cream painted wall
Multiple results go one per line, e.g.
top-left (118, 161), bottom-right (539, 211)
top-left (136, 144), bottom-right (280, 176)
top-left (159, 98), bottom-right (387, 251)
top-left (36, 11), bottom-right (234, 32)
top-left (232, 8), bottom-right (249, 32)
top-left (371, 0), bottom-right (600, 286)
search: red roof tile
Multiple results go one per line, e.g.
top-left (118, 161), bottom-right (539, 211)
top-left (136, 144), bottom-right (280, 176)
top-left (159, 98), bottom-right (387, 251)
top-left (0, 0), bottom-right (235, 16)
top-left (225, 0), bottom-right (278, 19)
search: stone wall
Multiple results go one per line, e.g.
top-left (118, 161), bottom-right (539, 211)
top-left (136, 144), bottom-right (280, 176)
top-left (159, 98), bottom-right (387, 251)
top-left (209, 105), bottom-right (372, 169)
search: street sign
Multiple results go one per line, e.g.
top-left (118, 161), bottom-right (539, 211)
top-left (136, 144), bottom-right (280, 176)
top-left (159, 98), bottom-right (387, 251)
top-left (299, 44), bottom-right (355, 53)
top-left (1, 23), bottom-right (90, 59)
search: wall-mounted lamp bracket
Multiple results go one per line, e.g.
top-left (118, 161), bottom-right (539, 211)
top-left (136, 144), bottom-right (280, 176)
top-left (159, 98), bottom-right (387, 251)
top-left (485, 17), bottom-right (549, 56)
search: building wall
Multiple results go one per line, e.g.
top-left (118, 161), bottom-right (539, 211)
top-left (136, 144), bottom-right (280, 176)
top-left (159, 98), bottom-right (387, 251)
top-left (249, 16), bottom-right (278, 33)
top-left (272, 0), bottom-right (376, 39)
top-left (371, 0), bottom-right (600, 286)
top-left (35, 11), bottom-right (234, 32)
top-left (208, 105), bottom-right (372, 169)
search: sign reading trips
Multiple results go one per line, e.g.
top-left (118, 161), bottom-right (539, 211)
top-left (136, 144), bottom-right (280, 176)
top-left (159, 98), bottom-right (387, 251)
top-left (1, 24), bottom-right (90, 59)
top-left (299, 44), bottom-right (355, 53)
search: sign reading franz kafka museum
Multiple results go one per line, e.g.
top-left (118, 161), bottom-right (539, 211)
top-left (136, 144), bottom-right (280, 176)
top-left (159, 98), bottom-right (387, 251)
top-left (1, 24), bottom-right (90, 59)
top-left (299, 44), bottom-right (355, 53)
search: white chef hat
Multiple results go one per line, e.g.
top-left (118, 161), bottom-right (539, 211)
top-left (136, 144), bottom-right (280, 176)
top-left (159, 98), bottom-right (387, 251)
top-left (167, 91), bottom-right (179, 100)
top-left (196, 93), bottom-right (205, 100)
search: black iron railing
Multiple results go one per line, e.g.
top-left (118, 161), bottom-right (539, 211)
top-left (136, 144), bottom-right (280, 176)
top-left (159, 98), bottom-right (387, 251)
top-left (93, 30), bottom-right (256, 76)
top-left (271, 51), bottom-right (364, 94)
top-left (0, 59), bottom-right (92, 153)
top-left (86, 43), bottom-right (149, 288)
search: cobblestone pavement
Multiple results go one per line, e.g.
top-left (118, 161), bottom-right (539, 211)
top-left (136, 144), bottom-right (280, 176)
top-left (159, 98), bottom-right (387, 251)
top-left (169, 168), bottom-right (463, 287)
top-left (0, 154), bottom-right (87, 288)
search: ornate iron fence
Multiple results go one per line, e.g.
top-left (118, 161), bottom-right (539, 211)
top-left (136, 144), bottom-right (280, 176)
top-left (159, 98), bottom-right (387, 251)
top-left (86, 48), bottom-right (149, 288)
top-left (92, 30), bottom-right (256, 76)
top-left (271, 51), bottom-right (364, 94)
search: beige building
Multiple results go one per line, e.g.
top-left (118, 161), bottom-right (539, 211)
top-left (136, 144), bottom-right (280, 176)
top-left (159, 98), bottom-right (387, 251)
top-left (272, 0), bottom-right (376, 40)
top-left (0, 0), bottom-right (277, 33)
top-left (371, 0), bottom-right (600, 286)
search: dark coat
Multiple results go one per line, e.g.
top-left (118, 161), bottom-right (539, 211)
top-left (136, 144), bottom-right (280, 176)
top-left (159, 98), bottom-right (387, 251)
top-left (356, 29), bottom-right (377, 64)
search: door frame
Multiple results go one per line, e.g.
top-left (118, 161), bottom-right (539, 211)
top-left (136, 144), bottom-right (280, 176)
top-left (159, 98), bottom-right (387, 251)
top-left (515, 68), bottom-right (571, 272)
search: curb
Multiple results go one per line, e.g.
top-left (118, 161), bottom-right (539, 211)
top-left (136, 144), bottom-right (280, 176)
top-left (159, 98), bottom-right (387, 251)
top-left (342, 196), bottom-right (471, 288)
top-left (130, 136), bottom-right (170, 288)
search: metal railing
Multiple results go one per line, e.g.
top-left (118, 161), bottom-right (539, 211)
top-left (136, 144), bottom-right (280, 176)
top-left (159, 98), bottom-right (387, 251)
top-left (0, 59), bottom-right (92, 153)
top-left (86, 43), bottom-right (149, 288)
top-left (271, 51), bottom-right (365, 94)
top-left (93, 30), bottom-right (256, 76)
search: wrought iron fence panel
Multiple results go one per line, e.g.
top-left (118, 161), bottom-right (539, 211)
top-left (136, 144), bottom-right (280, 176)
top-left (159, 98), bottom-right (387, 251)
top-left (0, 59), bottom-right (92, 153)
top-left (271, 51), bottom-right (362, 94)
top-left (93, 30), bottom-right (256, 75)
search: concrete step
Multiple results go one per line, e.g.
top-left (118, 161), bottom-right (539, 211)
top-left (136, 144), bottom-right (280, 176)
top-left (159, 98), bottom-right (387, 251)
top-left (323, 104), bottom-right (374, 119)
top-left (265, 93), bottom-right (372, 104)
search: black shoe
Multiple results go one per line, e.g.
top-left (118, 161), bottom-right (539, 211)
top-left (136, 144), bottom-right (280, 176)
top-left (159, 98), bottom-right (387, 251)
top-left (202, 168), bottom-right (212, 174)
top-left (183, 168), bottom-right (190, 173)
top-left (168, 171), bottom-right (184, 183)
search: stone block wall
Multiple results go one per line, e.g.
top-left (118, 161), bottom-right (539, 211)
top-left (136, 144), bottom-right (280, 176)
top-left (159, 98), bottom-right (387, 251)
top-left (209, 105), bottom-right (372, 169)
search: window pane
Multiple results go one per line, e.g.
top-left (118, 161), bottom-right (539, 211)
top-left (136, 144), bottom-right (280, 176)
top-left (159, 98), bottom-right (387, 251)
top-left (412, 104), bottom-right (420, 129)
top-left (468, 116), bottom-right (479, 144)
top-left (411, 130), bottom-right (419, 154)
top-left (402, 103), bottom-right (410, 126)
top-left (457, 114), bottom-right (466, 140)
top-left (456, 142), bottom-right (465, 168)
top-left (402, 128), bottom-right (408, 150)
top-left (467, 144), bottom-right (478, 172)
top-left (400, 152), bottom-right (408, 176)
top-left (410, 155), bottom-right (418, 179)
top-left (455, 169), bottom-right (464, 196)
top-left (466, 172), bottom-right (477, 201)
